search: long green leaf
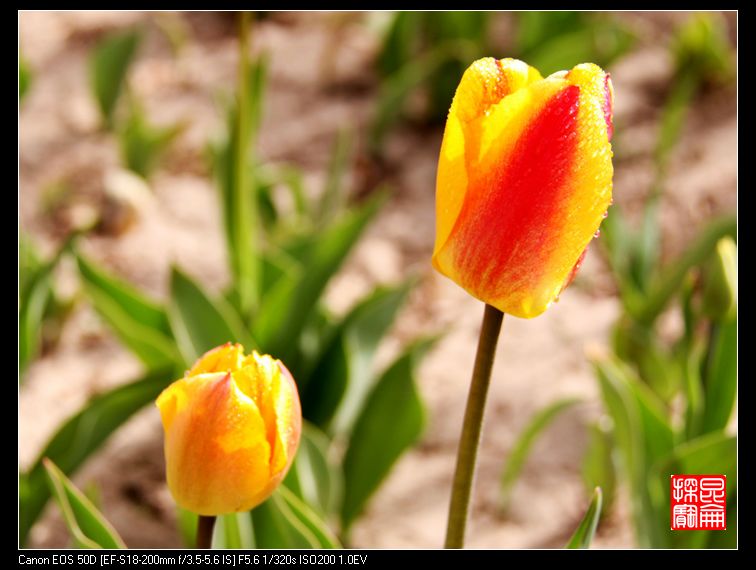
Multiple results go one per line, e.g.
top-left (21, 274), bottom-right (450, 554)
top-left (304, 280), bottom-right (413, 430)
top-left (20, 368), bottom-right (173, 544)
top-left (499, 398), bottom-right (580, 512)
top-left (168, 267), bottom-right (256, 364)
top-left (566, 487), bottom-right (603, 549)
top-left (76, 255), bottom-right (180, 370)
top-left (76, 255), bottom-right (171, 334)
top-left (43, 459), bottom-right (126, 549)
top-left (89, 29), bottom-right (141, 128)
top-left (340, 338), bottom-right (434, 532)
top-left (254, 194), bottom-right (384, 361)
top-left (702, 317), bottom-right (737, 433)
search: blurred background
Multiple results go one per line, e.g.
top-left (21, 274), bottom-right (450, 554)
top-left (19, 11), bottom-right (737, 549)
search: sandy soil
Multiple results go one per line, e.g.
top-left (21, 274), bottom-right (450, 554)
top-left (19, 12), bottom-right (736, 549)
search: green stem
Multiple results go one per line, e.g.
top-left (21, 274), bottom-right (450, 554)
top-left (445, 304), bottom-right (504, 548)
top-left (196, 515), bottom-right (216, 549)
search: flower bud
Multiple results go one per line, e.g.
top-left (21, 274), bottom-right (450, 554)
top-left (156, 343), bottom-right (301, 515)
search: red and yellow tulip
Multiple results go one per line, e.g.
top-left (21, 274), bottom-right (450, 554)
top-left (432, 58), bottom-right (614, 318)
top-left (156, 343), bottom-right (301, 515)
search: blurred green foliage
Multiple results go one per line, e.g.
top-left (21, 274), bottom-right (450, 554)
top-left (20, 16), bottom-right (431, 548)
top-left (583, 13), bottom-right (736, 549)
top-left (516, 12), bottom-right (635, 77)
top-left (371, 11), bottom-right (635, 154)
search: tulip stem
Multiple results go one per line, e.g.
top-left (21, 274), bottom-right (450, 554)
top-left (444, 304), bottom-right (504, 548)
top-left (197, 515), bottom-right (216, 549)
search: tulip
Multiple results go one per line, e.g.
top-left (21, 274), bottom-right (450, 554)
top-left (156, 343), bottom-right (301, 516)
top-left (432, 58), bottom-right (614, 318)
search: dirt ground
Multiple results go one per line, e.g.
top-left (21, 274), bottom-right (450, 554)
top-left (19, 12), bottom-right (737, 549)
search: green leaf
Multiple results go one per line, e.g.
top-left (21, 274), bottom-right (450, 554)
top-left (701, 317), bottom-right (737, 433)
top-left (340, 338), bottom-right (434, 532)
top-left (251, 487), bottom-right (340, 549)
top-left (20, 368), bottom-right (173, 544)
top-left (89, 29), bottom-right (141, 128)
top-left (167, 267), bottom-right (256, 364)
top-left (76, 254), bottom-right (181, 370)
top-left (304, 280), bottom-right (413, 430)
top-left (285, 423), bottom-right (342, 518)
top-left (118, 100), bottom-right (183, 178)
top-left (254, 194), bottom-right (384, 362)
top-left (566, 487), bottom-right (603, 549)
top-left (499, 398), bottom-right (580, 512)
top-left (76, 254), bottom-right (171, 334)
top-left (43, 459), bottom-right (126, 549)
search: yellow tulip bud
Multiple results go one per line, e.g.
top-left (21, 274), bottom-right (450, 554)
top-left (156, 343), bottom-right (301, 515)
